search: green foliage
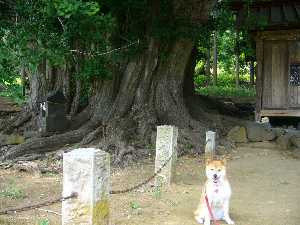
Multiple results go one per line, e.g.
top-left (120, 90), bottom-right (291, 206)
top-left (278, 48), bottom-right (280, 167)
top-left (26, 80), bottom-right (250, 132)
top-left (194, 1), bottom-right (257, 98)
top-left (0, 185), bottom-right (25, 199)
top-left (196, 86), bottom-right (255, 97)
top-left (0, 0), bottom-right (116, 84)
top-left (53, 0), bottom-right (100, 18)
top-left (195, 73), bottom-right (251, 88)
top-left (130, 201), bottom-right (140, 209)
top-left (38, 218), bottom-right (50, 225)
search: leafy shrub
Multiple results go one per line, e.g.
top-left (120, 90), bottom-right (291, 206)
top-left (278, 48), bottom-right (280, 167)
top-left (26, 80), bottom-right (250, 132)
top-left (194, 73), bottom-right (252, 88)
top-left (196, 85), bottom-right (255, 97)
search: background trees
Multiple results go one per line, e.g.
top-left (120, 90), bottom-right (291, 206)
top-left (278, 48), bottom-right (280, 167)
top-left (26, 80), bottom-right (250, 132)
top-left (0, 0), bottom-right (257, 161)
top-left (194, 1), bottom-right (256, 97)
top-left (1, 0), bottom-right (217, 160)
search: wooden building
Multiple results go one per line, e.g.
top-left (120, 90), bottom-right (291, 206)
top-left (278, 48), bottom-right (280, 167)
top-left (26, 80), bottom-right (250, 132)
top-left (231, 1), bottom-right (300, 121)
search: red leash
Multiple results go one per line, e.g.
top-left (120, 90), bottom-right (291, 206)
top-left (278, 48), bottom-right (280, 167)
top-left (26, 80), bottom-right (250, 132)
top-left (205, 194), bottom-right (220, 225)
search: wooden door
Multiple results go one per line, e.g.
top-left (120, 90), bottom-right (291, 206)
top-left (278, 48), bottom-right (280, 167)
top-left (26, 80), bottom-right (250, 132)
top-left (288, 41), bottom-right (300, 108)
top-left (262, 41), bottom-right (288, 109)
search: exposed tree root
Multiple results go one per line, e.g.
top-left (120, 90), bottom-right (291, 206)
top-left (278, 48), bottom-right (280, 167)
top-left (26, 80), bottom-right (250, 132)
top-left (0, 111), bottom-right (32, 134)
top-left (0, 123), bottom-right (96, 161)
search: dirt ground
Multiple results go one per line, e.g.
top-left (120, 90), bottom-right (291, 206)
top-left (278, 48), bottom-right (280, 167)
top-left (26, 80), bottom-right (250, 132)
top-left (0, 143), bottom-right (300, 225)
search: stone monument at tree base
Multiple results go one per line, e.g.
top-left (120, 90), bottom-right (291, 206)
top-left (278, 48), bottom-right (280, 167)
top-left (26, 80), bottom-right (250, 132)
top-left (38, 90), bottom-right (69, 134)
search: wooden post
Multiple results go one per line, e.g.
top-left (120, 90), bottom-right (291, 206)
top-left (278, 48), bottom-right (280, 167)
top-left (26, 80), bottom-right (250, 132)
top-left (255, 37), bottom-right (264, 122)
top-left (235, 30), bottom-right (240, 88)
top-left (62, 148), bottom-right (110, 225)
top-left (213, 31), bottom-right (218, 86)
top-left (205, 44), bottom-right (211, 85)
top-left (155, 125), bottom-right (178, 187)
top-left (205, 131), bottom-right (216, 160)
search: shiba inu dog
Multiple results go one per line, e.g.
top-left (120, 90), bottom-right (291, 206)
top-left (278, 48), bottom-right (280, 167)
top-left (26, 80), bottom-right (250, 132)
top-left (194, 159), bottom-right (234, 225)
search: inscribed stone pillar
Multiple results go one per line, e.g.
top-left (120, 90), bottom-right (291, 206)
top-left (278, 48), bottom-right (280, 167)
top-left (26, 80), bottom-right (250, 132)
top-left (155, 125), bottom-right (178, 187)
top-left (205, 131), bottom-right (216, 160)
top-left (62, 148), bottom-right (110, 225)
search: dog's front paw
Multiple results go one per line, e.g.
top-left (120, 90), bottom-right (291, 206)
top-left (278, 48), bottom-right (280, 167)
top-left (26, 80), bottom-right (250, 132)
top-left (225, 218), bottom-right (234, 224)
top-left (195, 215), bottom-right (204, 224)
top-left (204, 219), bottom-right (210, 225)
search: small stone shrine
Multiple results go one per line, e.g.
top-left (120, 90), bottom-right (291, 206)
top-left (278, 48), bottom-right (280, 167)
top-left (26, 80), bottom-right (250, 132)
top-left (38, 90), bottom-right (69, 133)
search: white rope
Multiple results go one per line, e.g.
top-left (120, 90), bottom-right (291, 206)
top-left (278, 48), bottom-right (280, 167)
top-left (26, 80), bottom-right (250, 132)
top-left (69, 39), bottom-right (140, 57)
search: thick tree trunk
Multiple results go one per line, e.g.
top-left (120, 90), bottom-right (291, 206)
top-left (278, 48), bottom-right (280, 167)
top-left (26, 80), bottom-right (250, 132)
top-left (1, 0), bottom-right (216, 161)
top-left (213, 32), bottom-right (218, 86)
top-left (205, 44), bottom-right (211, 86)
top-left (250, 60), bottom-right (255, 85)
top-left (91, 39), bottom-right (199, 125)
top-left (70, 79), bottom-right (81, 116)
top-left (85, 38), bottom-right (206, 150)
top-left (235, 57), bottom-right (240, 88)
top-left (235, 30), bottom-right (240, 88)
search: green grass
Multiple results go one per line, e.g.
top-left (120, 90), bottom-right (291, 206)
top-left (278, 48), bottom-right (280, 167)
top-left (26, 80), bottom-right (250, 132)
top-left (130, 201), bottom-right (140, 209)
top-left (38, 218), bottom-right (50, 225)
top-left (0, 185), bottom-right (25, 200)
top-left (196, 85), bottom-right (256, 97)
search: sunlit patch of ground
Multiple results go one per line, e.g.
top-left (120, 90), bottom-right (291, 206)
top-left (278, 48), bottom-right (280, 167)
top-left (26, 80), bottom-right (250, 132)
top-left (1, 144), bottom-right (300, 225)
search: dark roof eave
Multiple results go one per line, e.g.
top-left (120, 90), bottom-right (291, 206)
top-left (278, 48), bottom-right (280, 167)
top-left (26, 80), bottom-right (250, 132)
top-left (229, 0), bottom-right (300, 10)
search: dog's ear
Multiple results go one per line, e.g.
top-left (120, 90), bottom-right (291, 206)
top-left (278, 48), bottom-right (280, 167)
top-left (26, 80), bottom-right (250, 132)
top-left (206, 159), bottom-right (212, 165)
top-left (221, 158), bottom-right (227, 165)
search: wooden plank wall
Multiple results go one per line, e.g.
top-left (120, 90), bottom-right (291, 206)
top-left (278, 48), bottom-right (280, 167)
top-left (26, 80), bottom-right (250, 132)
top-left (263, 41), bottom-right (288, 109)
top-left (263, 41), bottom-right (273, 108)
top-left (272, 41), bottom-right (288, 108)
top-left (255, 39), bottom-right (263, 121)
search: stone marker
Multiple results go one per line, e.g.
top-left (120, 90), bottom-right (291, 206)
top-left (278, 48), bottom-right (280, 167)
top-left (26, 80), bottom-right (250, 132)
top-left (205, 131), bottom-right (216, 160)
top-left (62, 148), bottom-right (110, 225)
top-left (155, 125), bottom-right (178, 187)
top-left (227, 126), bottom-right (247, 143)
top-left (38, 90), bottom-right (69, 134)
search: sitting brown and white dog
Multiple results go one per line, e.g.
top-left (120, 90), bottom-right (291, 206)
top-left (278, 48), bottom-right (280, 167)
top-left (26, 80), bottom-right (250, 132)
top-left (194, 159), bottom-right (234, 225)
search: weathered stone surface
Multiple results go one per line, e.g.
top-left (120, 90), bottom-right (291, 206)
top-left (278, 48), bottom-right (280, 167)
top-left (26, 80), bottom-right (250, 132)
top-left (62, 148), bottom-right (110, 225)
top-left (216, 145), bottom-right (226, 154)
top-left (205, 131), bottom-right (216, 160)
top-left (276, 134), bottom-right (292, 150)
top-left (290, 134), bottom-right (300, 148)
top-left (239, 141), bottom-right (277, 149)
top-left (246, 123), bottom-right (276, 142)
top-left (227, 126), bottom-right (247, 143)
top-left (155, 125), bottom-right (178, 187)
top-left (272, 128), bottom-right (286, 137)
top-left (292, 148), bottom-right (300, 158)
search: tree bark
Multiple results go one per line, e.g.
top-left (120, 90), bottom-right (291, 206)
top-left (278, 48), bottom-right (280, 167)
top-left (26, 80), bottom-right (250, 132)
top-left (213, 31), bottom-right (218, 86)
top-left (235, 30), bottom-right (240, 88)
top-left (1, 123), bottom-right (96, 160)
top-left (1, 0), bottom-right (216, 160)
top-left (250, 60), bottom-right (255, 85)
top-left (205, 44), bottom-right (211, 86)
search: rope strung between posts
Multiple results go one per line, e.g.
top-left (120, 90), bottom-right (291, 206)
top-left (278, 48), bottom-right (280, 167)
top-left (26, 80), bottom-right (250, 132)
top-left (70, 39), bottom-right (140, 57)
top-left (0, 192), bottom-right (77, 216)
top-left (110, 150), bottom-right (175, 194)
top-left (0, 151), bottom-right (175, 214)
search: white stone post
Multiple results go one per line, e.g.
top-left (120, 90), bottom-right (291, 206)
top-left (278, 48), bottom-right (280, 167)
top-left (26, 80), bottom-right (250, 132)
top-left (155, 125), bottom-right (178, 187)
top-left (205, 131), bottom-right (216, 160)
top-left (62, 148), bottom-right (110, 225)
